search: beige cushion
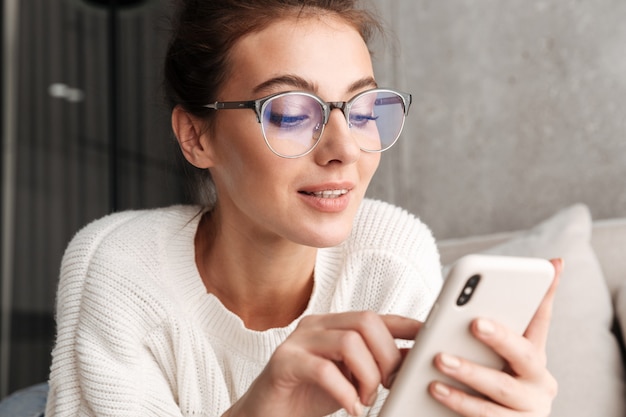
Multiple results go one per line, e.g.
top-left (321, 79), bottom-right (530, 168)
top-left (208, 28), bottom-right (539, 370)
top-left (440, 204), bottom-right (626, 417)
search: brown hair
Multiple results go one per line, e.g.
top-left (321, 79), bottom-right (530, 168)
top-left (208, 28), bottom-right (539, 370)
top-left (163, 0), bottom-right (384, 206)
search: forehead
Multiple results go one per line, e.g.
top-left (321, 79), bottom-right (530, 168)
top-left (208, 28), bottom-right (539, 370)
top-left (222, 14), bottom-right (375, 98)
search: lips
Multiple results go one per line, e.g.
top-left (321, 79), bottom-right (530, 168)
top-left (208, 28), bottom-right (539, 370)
top-left (300, 189), bottom-right (349, 199)
top-left (298, 183), bottom-right (353, 213)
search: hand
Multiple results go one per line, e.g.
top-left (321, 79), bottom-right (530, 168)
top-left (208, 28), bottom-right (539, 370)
top-left (224, 312), bottom-right (421, 417)
top-left (429, 258), bottom-right (563, 417)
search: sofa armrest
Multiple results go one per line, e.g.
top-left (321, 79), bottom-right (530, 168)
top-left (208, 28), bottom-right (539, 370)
top-left (591, 218), bottom-right (626, 298)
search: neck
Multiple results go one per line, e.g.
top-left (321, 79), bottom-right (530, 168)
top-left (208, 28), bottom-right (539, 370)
top-left (195, 210), bottom-right (317, 331)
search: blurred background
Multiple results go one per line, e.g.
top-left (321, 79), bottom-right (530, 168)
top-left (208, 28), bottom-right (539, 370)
top-left (1, 0), bottom-right (187, 397)
top-left (1, 0), bottom-right (625, 399)
top-left (369, 1), bottom-right (626, 239)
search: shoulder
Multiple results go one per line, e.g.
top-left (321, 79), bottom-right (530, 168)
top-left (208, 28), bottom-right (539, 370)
top-left (57, 206), bottom-right (203, 339)
top-left (68, 205), bottom-right (201, 246)
top-left (60, 205), bottom-right (202, 308)
top-left (349, 198), bottom-right (437, 255)
top-left (65, 203), bottom-right (201, 269)
top-left (63, 205), bottom-right (200, 263)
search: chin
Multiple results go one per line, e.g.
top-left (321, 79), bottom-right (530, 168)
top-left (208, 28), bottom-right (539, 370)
top-left (298, 223), bottom-right (354, 248)
top-left (290, 195), bottom-right (363, 247)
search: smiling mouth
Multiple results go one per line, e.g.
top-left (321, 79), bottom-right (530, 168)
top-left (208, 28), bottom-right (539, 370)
top-left (300, 189), bottom-right (349, 199)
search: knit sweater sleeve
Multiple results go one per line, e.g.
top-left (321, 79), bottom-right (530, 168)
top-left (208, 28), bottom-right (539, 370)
top-left (45, 211), bottom-right (188, 417)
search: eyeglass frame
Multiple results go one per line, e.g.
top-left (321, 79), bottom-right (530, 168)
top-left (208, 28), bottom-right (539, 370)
top-left (203, 87), bottom-right (413, 158)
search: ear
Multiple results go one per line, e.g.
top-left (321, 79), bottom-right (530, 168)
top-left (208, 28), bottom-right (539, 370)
top-left (172, 105), bottom-right (215, 169)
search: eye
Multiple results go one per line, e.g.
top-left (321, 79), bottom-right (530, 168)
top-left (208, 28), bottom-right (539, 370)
top-left (348, 93), bottom-right (379, 128)
top-left (268, 112), bottom-right (311, 128)
top-left (263, 94), bottom-right (323, 131)
top-left (348, 113), bottom-right (378, 128)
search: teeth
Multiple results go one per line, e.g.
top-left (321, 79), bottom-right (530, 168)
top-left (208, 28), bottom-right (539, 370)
top-left (310, 189), bottom-right (348, 198)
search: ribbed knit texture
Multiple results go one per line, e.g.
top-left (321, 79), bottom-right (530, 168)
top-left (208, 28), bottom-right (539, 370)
top-left (45, 199), bottom-right (442, 417)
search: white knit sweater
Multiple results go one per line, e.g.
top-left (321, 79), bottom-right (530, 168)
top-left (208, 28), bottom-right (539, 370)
top-left (45, 199), bottom-right (442, 417)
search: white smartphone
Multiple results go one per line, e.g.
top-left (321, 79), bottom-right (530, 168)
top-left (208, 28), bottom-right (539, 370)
top-left (378, 254), bottom-right (554, 417)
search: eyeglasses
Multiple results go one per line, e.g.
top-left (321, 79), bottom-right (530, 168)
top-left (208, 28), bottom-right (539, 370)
top-left (203, 88), bottom-right (412, 158)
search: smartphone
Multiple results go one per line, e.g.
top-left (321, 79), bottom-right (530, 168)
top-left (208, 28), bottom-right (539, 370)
top-left (378, 254), bottom-right (554, 417)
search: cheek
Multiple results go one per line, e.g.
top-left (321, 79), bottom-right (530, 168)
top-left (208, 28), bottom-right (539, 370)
top-left (360, 152), bottom-right (381, 187)
top-left (211, 118), bottom-right (288, 197)
top-left (212, 113), bottom-right (268, 169)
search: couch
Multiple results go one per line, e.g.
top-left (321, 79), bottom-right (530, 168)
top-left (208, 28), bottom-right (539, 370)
top-left (438, 204), bottom-right (626, 417)
top-left (1, 204), bottom-right (625, 417)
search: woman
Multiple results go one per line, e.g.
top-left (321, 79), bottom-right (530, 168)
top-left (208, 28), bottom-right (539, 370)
top-left (45, 1), bottom-right (561, 416)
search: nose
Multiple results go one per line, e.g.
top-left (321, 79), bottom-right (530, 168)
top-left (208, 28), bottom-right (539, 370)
top-left (312, 108), bottom-right (361, 165)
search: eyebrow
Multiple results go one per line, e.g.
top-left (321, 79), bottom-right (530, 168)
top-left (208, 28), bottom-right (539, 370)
top-left (252, 75), bottom-right (378, 96)
top-left (253, 75), bottom-right (316, 94)
top-left (347, 77), bottom-right (379, 93)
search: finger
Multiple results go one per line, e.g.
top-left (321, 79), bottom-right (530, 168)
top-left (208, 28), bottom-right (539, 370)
top-left (378, 316), bottom-right (422, 387)
top-left (310, 312), bottom-right (413, 386)
top-left (297, 326), bottom-right (382, 407)
top-left (291, 351), bottom-right (365, 417)
top-left (331, 329), bottom-right (383, 406)
top-left (361, 314), bottom-right (423, 387)
top-left (435, 353), bottom-right (543, 411)
top-left (429, 381), bottom-right (518, 417)
top-left (379, 314), bottom-right (423, 340)
top-left (471, 317), bottom-right (548, 377)
top-left (524, 258), bottom-right (563, 349)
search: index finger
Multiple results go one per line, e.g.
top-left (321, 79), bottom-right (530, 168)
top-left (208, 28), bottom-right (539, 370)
top-left (380, 314), bottom-right (423, 341)
top-left (313, 312), bottom-right (421, 387)
top-left (523, 258), bottom-right (563, 349)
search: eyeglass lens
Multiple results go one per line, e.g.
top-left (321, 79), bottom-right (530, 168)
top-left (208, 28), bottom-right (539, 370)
top-left (260, 90), bottom-right (406, 157)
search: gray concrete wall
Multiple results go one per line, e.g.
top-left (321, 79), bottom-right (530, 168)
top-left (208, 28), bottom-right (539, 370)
top-left (368, 1), bottom-right (626, 240)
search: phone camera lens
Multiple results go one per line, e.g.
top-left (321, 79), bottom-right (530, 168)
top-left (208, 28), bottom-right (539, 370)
top-left (457, 274), bottom-right (481, 306)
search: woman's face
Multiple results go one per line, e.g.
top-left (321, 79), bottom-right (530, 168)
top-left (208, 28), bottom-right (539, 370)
top-left (206, 14), bottom-right (381, 248)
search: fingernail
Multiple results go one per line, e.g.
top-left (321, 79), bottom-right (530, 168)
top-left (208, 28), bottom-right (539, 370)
top-left (477, 318), bottom-right (495, 335)
top-left (367, 392), bottom-right (378, 407)
top-left (433, 382), bottom-right (451, 397)
top-left (440, 353), bottom-right (461, 369)
top-left (352, 400), bottom-right (365, 417)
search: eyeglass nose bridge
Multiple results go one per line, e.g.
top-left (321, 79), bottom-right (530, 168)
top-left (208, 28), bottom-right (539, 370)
top-left (321, 101), bottom-right (352, 128)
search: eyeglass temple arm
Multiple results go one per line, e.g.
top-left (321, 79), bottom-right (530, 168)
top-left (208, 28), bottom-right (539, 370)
top-left (203, 100), bottom-right (262, 122)
top-left (375, 93), bottom-right (412, 115)
top-left (203, 100), bottom-right (257, 110)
